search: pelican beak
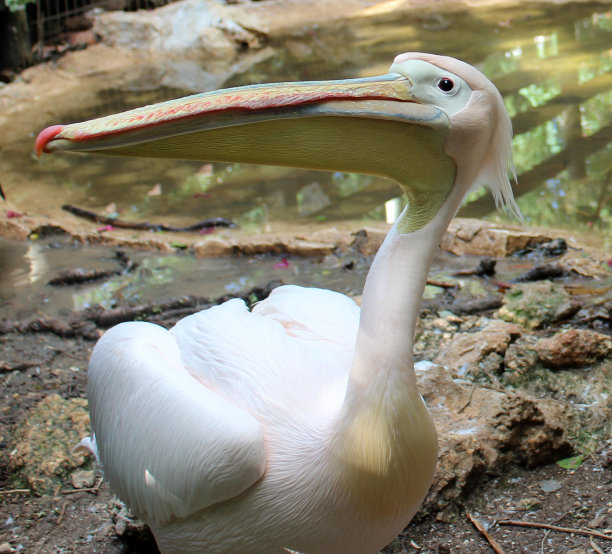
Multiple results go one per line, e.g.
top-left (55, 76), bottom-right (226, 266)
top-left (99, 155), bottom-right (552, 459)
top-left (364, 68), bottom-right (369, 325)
top-left (36, 72), bottom-right (457, 231)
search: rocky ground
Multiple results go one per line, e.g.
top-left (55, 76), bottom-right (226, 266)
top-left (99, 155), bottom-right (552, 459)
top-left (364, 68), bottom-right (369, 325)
top-left (0, 220), bottom-right (611, 554)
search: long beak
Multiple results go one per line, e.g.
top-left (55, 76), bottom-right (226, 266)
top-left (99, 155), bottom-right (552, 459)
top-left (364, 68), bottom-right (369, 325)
top-left (36, 72), bottom-right (456, 231)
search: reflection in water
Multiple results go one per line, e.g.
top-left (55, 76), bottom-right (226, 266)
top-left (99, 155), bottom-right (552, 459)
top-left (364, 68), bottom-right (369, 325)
top-left (3, 234), bottom-right (607, 321)
top-left (3, 2), bottom-right (612, 245)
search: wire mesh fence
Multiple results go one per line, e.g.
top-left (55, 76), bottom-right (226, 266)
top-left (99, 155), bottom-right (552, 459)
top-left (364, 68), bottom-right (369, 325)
top-left (31, 0), bottom-right (171, 44)
top-left (0, 0), bottom-right (177, 72)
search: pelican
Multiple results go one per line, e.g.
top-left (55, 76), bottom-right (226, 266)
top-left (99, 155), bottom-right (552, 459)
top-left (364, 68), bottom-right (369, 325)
top-left (36, 52), bottom-right (518, 554)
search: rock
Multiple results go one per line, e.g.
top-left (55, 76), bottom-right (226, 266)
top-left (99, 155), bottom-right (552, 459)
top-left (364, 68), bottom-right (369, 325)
top-left (434, 319), bottom-right (523, 379)
top-left (503, 340), bottom-right (539, 385)
top-left (193, 229), bottom-right (364, 258)
top-left (440, 219), bottom-right (552, 257)
top-left (450, 295), bottom-right (504, 315)
top-left (534, 238), bottom-right (568, 257)
top-left (415, 363), bottom-right (571, 512)
top-left (497, 281), bottom-right (580, 329)
top-left (0, 217), bottom-right (33, 240)
top-left (111, 499), bottom-right (154, 540)
top-left (540, 479), bottom-right (562, 492)
top-left (414, 316), bottom-right (464, 361)
top-left (559, 252), bottom-right (611, 278)
top-left (516, 497), bottom-right (542, 510)
top-left (71, 469), bottom-right (95, 489)
top-left (514, 237), bottom-right (568, 258)
top-left (602, 441), bottom-right (612, 469)
top-left (296, 182), bottom-right (331, 215)
top-left (536, 329), bottom-right (612, 369)
top-left (588, 511), bottom-right (610, 529)
top-left (193, 237), bottom-right (235, 257)
top-left (283, 239), bottom-right (336, 257)
top-left (0, 543), bottom-right (15, 554)
top-left (94, 0), bottom-right (249, 60)
top-left (348, 228), bottom-right (387, 256)
top-left (510, 262), bottom-right (567, 283)
top-left (9, 394), bottom-right (90, 495)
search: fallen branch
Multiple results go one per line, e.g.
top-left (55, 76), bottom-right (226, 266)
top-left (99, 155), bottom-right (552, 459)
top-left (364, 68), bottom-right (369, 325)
top-left (0, 317), bottom-right (100, 340)
top-left (62, 204), bottom-right (235, 232)
top-left (48, 267), bottom-right (119, 286)
top-left (426, 279), bottom-right (458, 289)
top-left (56, 501), bottom-right (68, 525)
top-left (458, 384), bottom-right (476, 413)
top-left (47, 250), bottom-right (137, 287)
top-left (0, 488), bottom-right (31, 495)
top-left (0, 360), bottom-right (49, 372)
top-left (498, 519), bottom-right (612, 541)
top-left (510, 262), bottom-right (567, 283)
top-left (0, 282), bottom-right (282, 340)
top-left (467, 513), bottom-right (506, 554)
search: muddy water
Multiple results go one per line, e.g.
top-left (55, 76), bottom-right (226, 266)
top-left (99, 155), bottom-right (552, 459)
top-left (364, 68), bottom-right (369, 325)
top-left (0, 236), bottom-right (371, 319)
top-left (2, 232), bottom-right (609, 320)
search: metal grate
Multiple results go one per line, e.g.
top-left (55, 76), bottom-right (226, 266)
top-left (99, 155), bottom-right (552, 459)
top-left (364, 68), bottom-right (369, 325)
top-left (31, 0), bottom-right (174, 44)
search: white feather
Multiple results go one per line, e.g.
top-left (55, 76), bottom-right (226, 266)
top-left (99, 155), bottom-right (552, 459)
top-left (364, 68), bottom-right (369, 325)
top-left (87, 321), bottom-right (266, 523)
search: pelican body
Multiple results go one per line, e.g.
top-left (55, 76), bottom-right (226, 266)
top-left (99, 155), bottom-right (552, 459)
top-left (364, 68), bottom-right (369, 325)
top-left (36, 52), bottom-right (517, 553)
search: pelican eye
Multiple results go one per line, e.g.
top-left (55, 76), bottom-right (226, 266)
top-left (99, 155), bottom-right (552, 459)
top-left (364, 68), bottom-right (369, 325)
top-left (437, 77), bottom-right (455, 93)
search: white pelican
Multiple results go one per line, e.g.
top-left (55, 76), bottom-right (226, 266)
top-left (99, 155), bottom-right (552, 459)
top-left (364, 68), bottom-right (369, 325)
top-left (36, 52), bottom-right (518, 554)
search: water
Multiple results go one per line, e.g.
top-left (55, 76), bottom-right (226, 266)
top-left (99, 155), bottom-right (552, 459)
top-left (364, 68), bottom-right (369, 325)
top-left (1, 2), bottom-right (612, 316)
top-left (0, 233), bottom-right (382, 319)
top-left (2, 1), bottom-right (611, 248)
top-left (4, 233), bottom-right (607, 320)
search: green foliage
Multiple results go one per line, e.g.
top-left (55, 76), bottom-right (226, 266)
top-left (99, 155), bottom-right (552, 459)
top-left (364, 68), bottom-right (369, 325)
top-left (518, 79), bottom-right (562, 109)
top-left (332, 172), bottom-right (371, 198)
top-left (556, 455), bottom-right (584, 470)
top-left (512, 119), bottom-right (564, 174)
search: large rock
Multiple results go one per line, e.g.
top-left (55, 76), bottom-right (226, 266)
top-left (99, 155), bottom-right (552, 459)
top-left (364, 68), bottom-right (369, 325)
top-left (441, 219), bottom-right (553, 257)
top-left (415, 362), bottom-right (572, 515)
top-left (536, 329), bottom-right (612, 368)
top-left (94, 0), bottom-right (261, 58)
top-left (434, 319), bottom-right (523, 379)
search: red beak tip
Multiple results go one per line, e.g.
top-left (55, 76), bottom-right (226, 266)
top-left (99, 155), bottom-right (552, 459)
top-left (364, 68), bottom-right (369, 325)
top-left (35, 125), bottom-right (64, 158)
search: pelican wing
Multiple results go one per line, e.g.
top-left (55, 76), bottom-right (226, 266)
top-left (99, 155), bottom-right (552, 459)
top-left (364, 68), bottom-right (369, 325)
top-left (253, 285), bottom-right (360, 351)
top-left (171, 288), bottom-right (359, 426)
top-left (87, 322), bottom-right (266, 525)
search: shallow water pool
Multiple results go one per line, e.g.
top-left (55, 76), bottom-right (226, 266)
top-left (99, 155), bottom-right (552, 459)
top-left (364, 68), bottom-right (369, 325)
top-left (2, 1), bottom-right (612, 247)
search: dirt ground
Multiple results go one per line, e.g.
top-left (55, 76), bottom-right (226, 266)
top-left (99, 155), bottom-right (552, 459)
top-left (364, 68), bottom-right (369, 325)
top-left (0, 328), bottom-right (610, 554)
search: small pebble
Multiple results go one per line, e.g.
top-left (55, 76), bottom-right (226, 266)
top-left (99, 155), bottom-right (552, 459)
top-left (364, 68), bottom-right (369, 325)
top-left (540, 479), bottom-right (562, 493)
top-left (517, 497), bottom-right (543, 510)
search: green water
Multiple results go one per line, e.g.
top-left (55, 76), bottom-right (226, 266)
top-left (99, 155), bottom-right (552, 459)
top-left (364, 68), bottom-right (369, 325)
top-left (7, 2), bottom-right (612, 247)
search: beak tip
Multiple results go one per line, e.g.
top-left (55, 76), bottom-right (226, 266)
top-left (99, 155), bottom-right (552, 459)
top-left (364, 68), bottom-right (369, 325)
top-left (35, 124), bottom-right (64, 158)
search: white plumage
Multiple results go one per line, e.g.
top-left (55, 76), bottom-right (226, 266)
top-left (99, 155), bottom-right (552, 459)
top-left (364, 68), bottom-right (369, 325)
top-left (38, 52), bottom-right (518, 553)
